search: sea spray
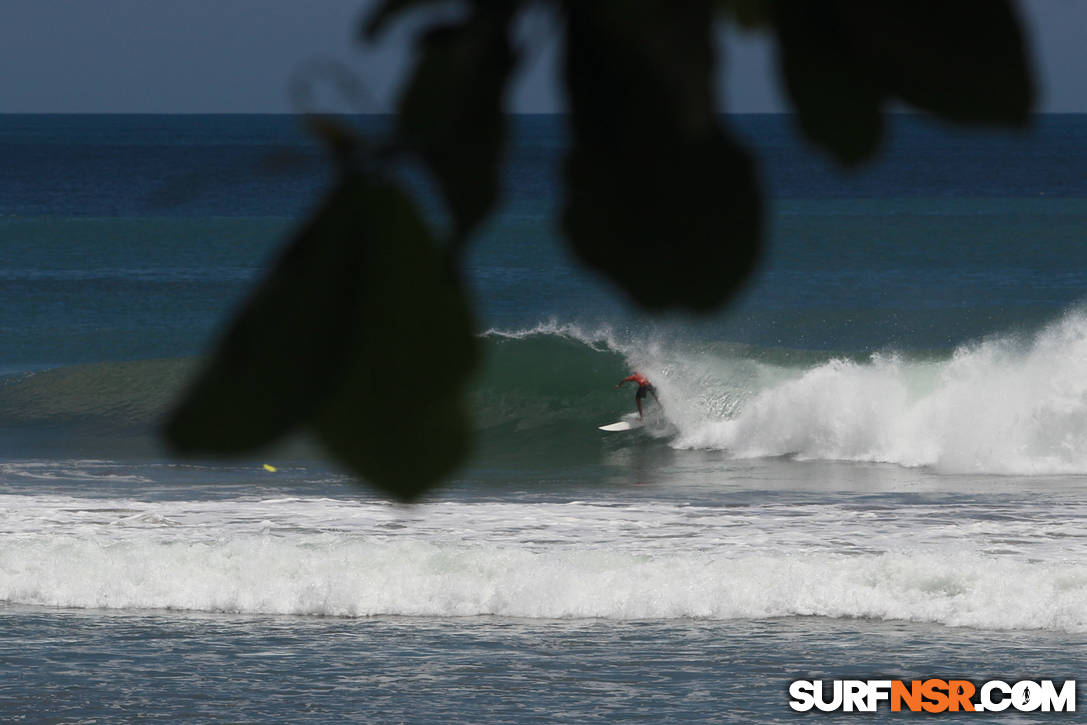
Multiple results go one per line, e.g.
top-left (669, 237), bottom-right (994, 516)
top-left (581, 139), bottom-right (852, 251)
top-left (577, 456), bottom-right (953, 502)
top-left (672, 308), bottom-right (1087, 475)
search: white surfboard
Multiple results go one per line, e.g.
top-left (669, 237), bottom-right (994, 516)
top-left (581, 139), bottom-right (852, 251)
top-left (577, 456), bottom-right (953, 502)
top-left (598, 419), bottom-right (643, 432)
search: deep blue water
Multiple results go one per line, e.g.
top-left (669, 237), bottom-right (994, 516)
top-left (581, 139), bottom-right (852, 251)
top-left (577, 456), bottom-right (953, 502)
top-left (2, 114), bottom-right (1087, 723)
top-left (4, 114), bottom-right (1087, 366)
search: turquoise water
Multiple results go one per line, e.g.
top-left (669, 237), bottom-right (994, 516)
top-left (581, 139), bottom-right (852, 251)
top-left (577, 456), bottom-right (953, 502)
top-left (2, 114), bottom-right (1087, 722)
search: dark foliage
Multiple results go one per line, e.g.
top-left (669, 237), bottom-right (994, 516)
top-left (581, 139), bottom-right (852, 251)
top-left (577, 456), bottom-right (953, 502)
top-left (165, 176), bottom-right (476, 501)
top-left (561, 0), bottom-right (762, 311)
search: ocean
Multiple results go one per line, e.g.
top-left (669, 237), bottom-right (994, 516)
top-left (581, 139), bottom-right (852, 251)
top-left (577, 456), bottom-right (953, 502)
top-left (2, 113), bottom-right (1086, 722)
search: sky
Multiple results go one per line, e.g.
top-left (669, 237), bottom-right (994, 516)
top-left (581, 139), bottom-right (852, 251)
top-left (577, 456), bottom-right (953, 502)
top-left (1, 0), bottom-right (1085, 114)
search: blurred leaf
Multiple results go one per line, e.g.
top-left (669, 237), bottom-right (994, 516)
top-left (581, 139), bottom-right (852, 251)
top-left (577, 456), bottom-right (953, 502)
top-left (773, 2), bottom-right (883, 164)
top-left (165, 176), bottom-right (477, 501)
top-left (309, 182), bottom-right (477, 501)
top-left (836, 0), bottom-right (1033, 125)
top-left (289, 60), bottom-right (378, 118)
top-left (362, 0), bottom-right (452, 40)
top-left (771, 0), bottom-right (1033, 164)
top-left (722, 0), bottom-right (774, 29)
top-left (304, 115), bottom-right (365, 163)
top-left (563, 137), bottom-right (762, 312)
top-left (398, 5), bottom-right (518, 242)
top-left (560, 0), bottom-right (762, 311)
top-left (164, 178), bottom-right (372, 453)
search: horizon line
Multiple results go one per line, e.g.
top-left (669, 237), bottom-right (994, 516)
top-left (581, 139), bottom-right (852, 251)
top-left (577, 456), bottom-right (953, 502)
top-left (1, 111), bottom-right (1085, 116)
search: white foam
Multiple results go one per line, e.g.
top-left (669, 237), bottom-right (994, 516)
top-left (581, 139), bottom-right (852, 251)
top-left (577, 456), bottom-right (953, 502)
top-left (2, 494), bottom-right (1085, 629)
top-left (0, 460), bottom-right (152, 483)
top-left (667, 309), bottom-right (1087, 475)
top-left (481, 319), bottom-right (626, 352)
top-left (5, 532), bottom-right (1085, 628)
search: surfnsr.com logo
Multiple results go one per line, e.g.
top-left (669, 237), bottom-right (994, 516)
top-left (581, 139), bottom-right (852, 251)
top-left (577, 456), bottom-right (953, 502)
top-left (789, 679), bottom-right (1076, 713)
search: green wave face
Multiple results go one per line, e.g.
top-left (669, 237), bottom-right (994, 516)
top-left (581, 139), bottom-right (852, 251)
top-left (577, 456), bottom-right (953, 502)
top-left (0, 331), bottom-right (640, 465)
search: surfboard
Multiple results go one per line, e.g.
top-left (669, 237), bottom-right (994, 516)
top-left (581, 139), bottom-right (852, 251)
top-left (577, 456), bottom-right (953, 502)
top-left (598, 419), bottom-right (643, 432)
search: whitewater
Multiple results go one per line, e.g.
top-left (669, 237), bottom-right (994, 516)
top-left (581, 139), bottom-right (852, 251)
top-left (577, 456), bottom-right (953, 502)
top-left (3, 484), bottom-right (1087, 631)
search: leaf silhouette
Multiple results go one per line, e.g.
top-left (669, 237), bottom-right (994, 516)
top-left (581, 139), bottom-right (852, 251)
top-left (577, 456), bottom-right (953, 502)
top-left (397, 4), bottom-right (518, 242)
top-left (164, 177), bottom-right (373, 453)
top-left (773, 2), bottom-right (883, 164)
top-left (560, 0), bottom-right (762, 311)
top-left (838, 0), bottom-right (1033, 124)
top-left (362, 0), bottom-right (448, 40)
top-left (772, 0), bottom-right (1033, 164)
top-left (309, 182), bottom-right (478, 500)
top-left (165, 175), bottom-right (477, 500)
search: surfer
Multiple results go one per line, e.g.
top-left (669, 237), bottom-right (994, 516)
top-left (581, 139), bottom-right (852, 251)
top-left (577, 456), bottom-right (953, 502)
top-left (616, 373), bottom-right (659, 418)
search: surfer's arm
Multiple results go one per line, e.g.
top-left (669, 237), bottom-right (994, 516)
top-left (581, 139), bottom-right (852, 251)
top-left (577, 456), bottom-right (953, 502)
top-left (616, 375), bottom-right (636, 388)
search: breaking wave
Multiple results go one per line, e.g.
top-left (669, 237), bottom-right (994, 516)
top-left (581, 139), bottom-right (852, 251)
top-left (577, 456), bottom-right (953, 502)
top-left (7, 309), bottom-right (1087, 475)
